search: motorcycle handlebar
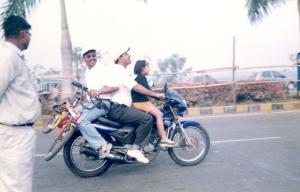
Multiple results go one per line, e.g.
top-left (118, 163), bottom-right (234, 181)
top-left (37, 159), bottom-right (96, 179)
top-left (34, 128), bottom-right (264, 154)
top-left (72, 81), bottom-right (88, 92)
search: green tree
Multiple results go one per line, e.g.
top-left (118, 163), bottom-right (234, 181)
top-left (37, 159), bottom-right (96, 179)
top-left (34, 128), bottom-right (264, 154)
top-left (0, 0), bottom-right (38, 18)
top-left (246, 0), bottom-right (300, 70)
top-left (153, 54), bottom-right (192, 83)
top-left (1, 0), bottom-right (147, 97)
top-left (72, 46), bottom-right (83, 81)
top-left (1, 0), bottom-right (73, 97)
top-left (246, 0), bottom-right (287, 23)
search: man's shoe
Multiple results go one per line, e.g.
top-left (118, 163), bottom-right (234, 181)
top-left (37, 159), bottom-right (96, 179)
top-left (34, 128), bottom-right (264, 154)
top-left (99, 143), bottom-right (112, 158)
top-left (127, 149), bottom-right (149, 164)
top-left (160, 138), bottom-right (176, 148)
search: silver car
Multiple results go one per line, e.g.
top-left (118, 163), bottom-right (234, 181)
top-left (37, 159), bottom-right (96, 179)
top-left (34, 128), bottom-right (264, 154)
top-left (249, 70), bottom-right (296, 90)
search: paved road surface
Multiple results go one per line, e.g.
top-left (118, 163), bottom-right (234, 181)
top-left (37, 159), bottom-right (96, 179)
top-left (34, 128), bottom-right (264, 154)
top-left (33, 111), bottom-right (300, 192)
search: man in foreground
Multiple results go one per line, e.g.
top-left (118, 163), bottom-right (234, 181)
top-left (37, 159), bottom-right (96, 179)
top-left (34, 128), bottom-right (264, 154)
top-left (0, 15), bottom-right (41, 192)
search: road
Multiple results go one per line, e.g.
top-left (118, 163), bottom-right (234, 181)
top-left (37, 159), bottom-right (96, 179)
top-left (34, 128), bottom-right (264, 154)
top-left (33, 111), bottom-right (300, 192)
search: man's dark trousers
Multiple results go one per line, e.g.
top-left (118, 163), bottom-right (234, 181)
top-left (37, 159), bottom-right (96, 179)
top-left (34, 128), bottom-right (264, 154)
top-left (107, 102), bottom-right (153, 147)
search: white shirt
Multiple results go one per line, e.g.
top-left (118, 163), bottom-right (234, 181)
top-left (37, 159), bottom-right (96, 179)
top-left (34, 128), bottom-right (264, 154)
top-left (85, 62), bottom-right (119, 100)
top-left (0, 42), bottom-right (41, 125)
top-left (109, 64), bottom-right (137, 106)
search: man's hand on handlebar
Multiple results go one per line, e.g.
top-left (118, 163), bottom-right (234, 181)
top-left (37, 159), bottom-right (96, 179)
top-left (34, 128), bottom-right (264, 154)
top-left (89, 90), bottom-right (98, 98)
top-left (154, 93), bottom-right (165, 100)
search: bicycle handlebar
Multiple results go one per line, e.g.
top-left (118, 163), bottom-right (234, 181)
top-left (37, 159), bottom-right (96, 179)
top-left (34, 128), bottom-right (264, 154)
top-left (72, 81), bottom-right (88, 91)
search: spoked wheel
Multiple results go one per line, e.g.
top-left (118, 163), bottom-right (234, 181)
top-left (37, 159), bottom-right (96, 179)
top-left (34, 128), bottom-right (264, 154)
top-left (43, 114), bottom-right (61, 134)
top-left (168, 125), bottom-right (210, 166)
top-left (44, 125), bottom-right (75, 161)
top-left (43, 111), bottom-right (69, 134)
top-left (63, 133), bottom-right (112, 178)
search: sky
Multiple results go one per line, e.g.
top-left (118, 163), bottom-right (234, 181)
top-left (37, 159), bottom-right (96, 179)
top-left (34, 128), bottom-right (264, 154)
top-left (0, 0), bottom-right (299, 73)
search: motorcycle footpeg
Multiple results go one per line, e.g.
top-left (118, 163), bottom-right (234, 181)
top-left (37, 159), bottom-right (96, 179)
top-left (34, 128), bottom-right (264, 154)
top-left (143, 144), bottom-right (155, 153)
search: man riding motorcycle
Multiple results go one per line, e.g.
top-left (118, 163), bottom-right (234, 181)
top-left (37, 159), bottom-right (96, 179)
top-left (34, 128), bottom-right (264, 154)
top-left (78, 46), bottom-right (163, 163)
top-left (77, 47), bottom-right (117, 159)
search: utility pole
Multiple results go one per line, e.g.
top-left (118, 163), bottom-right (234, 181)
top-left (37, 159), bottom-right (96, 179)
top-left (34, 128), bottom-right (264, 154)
top-left (232, 36), bottom-right (237, 104)
top-left (297, 52), bottom-right (300, 96)
top-left (298, 0), bottom-right (300, 96)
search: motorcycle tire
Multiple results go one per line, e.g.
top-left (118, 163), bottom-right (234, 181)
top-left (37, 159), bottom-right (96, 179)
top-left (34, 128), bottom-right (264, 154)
top-left (44, 125), bottom-right (75, 161)
top-left (63, 132), bottom-right (112, 178)
top-left (168, 125), bottom-right (210, 166)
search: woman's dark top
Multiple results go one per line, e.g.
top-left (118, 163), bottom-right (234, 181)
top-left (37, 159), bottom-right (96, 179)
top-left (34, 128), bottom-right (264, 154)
top-left (131, 73), bottom-right (150, 102)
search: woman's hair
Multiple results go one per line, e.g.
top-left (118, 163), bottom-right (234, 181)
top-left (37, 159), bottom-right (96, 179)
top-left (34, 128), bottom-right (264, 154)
top-left (134, 60), bottom-right (147, 74)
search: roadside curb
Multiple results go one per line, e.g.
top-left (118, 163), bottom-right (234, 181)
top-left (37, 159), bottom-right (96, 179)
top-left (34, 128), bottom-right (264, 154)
top-left (34, 101), bottom-right (300, 127)
top-left (187, 101), bottom-right (300, 116)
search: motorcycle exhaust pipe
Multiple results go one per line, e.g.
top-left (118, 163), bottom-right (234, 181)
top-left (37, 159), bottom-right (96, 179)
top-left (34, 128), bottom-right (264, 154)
top-left (80, 146), bottom-right (124, 161)
top-left (106, 154), bottom-right (124, 161)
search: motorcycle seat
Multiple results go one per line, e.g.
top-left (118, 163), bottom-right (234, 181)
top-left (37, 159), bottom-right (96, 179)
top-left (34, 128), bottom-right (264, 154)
top-left (95, 116), bottom-right (122, 128)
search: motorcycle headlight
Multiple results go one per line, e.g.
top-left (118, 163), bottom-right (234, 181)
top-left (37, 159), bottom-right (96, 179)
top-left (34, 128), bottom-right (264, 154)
top-left (176, 103), bottom-right (187, 116)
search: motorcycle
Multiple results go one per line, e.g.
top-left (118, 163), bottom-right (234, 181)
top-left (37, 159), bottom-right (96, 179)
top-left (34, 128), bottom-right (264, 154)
top-left (45, 81), bottom-right (210, 178)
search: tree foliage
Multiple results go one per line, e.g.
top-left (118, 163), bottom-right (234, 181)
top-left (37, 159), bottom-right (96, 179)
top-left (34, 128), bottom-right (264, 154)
top-left (158, 54), bottom-right (186, 73)
top-left (0, 0), bottom-right (39, 19)
top-left (246, 0), bottom-right (286, 23)
top-left (153, 54), bottom-right (192, 83)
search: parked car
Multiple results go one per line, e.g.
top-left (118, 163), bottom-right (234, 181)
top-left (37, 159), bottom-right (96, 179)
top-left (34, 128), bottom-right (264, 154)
top-left (187, 74), bottom-right (218, 85)
top-left (248, 70), bottom-right (296, 90)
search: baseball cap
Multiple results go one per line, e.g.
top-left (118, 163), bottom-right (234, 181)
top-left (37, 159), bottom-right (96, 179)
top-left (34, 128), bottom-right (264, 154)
top-left (112, 47), bottom-right (130, 63)
top-left (82, 46), bottom-right (96, 57)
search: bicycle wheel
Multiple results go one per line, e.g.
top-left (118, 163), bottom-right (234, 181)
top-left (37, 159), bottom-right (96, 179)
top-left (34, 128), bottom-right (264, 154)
top-left (44, 125), bottom-right (75, 161)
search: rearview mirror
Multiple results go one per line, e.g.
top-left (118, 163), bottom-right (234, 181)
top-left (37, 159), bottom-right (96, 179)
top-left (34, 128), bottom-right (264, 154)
top-left (164, 83), bottom-right (168, 94)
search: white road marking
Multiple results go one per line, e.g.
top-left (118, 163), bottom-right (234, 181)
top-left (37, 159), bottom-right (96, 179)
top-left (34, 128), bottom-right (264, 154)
top-left (211, 136), bottom-right (281, 144)
top-left (35, 152), bottom-right (62, 157)
top-left (34, 136), bottom-right (281, 158)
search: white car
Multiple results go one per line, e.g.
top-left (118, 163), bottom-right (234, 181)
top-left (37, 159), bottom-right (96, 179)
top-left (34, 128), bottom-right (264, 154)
top-left (249, 70), bottom-right (296, 90)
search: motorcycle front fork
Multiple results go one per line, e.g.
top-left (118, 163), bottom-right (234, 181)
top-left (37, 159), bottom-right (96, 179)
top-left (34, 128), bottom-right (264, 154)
top-left (166, 106), bottom-right (192, 146)
top-left (167, 121), bottom-right (192, 146)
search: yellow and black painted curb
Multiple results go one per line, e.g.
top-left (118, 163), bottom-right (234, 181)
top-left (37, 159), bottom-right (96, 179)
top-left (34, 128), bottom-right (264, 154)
top-left (34, 101), bottom-right (300, 128)
top-left (187, 101), bottom-right (300, 116)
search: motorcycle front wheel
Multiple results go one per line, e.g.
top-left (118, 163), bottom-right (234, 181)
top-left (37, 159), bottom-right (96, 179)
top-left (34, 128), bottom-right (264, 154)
top-left (168, 125), bottom-right (210, 166)
top-left (63, 132), bottom-right (112, 178)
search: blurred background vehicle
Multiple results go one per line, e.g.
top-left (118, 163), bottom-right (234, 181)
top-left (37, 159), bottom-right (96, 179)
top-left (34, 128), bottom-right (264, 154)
top-left (248, 70), bottom-right (296, 90)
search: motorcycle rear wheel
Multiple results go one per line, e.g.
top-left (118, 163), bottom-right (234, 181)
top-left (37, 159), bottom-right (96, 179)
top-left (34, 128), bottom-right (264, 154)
top-left (63, 133), bottom-right (112, 178)
top-left (168, 125), bottom-right (210, 166)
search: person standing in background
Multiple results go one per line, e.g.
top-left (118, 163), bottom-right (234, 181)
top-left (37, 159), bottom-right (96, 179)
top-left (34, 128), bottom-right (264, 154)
top-left (50, 84), bottom-right (60, 103)
top-left (0, 15), bottom-right (41, 192)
